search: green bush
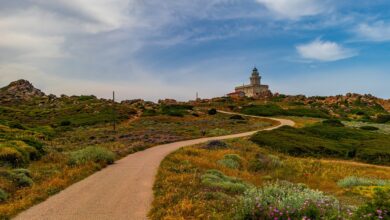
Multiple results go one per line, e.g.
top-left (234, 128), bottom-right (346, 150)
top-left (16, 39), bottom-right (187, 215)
top-left (337, 176), bottom-right (390, 188)
top-left (376, 114), bottom-right (390, 123)
top-left (353, 188), bottom-right (390, 219)
top-left (201, 169), bottom-right (250, 193)
top-left (229, 115), bottom-right (245, 120)
top-left (208, 108), bottom-right (217, 115)
top-left (202, 140), bottom-right (229, 150)
top-left (22, 138), bottom-right (45, 156)
top-left (13, 168), bottom-right (32, 178)
top-left (235, 181), bottom-right (345, 220)
top-left (248, 154), bottom-right (283, 172)
top-left (8, 122), bottom-right (26, 130)
top-left (160, 104), bottom-right (193, 117)
top-left (217, 154), bottom-right (242, 169)
top-left (0, 189), bottom-right (8, 202)
top-left (8, 170), bottom-right (34, 187)
top-left (60, 120), bottom-right (71, 126)
top-left (360, 126), bottom-right (379, 131)
top-left (142, 109), bottom-right (158, 116)
top-left (0, 147), bottom-right (25, 167)
top-left (323, 119), bottom-right (344, 127)
top-left (68, 146), bottom-right (115, 166)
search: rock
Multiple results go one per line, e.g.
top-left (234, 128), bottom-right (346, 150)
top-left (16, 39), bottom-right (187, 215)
top-left (0, 79), bottom-right (46, 104)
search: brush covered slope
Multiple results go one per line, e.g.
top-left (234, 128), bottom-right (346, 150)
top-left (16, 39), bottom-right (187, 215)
top-left (195, 93), bottom-right (390, 123)
top-left (0, 80), bottom-right (275, 218)
top-left (251, 120), bottom-right (390, 165)
top-left (150, 138), bottom-right (390, 220)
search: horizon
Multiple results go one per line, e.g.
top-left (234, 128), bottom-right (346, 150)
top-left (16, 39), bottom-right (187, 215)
top-left (2, 78), bottom-right (388, 103)
top-left (1, 1), bottom-right (390, 101)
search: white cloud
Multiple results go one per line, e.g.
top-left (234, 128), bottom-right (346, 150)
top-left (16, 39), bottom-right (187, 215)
top-left (355, 21), bottom-right (390, 42)
top-left (255, 0), bottom-right (329, 19)
top-left (296, 39), bottom-right (357, 62)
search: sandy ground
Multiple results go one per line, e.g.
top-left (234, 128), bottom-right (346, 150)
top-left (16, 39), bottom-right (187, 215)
top-left (14, 113), bottom-right (294, 220)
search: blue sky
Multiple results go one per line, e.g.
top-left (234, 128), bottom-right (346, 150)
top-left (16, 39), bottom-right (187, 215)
top-left (0, 0), bottom-right (390, 101)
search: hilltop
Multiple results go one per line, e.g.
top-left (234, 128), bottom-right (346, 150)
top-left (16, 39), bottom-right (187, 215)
top-left (0, 80), bottom-right (46, 104)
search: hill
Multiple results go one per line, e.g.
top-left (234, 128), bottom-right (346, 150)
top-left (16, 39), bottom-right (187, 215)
top-left (0, 79), bottom-right (276, 218)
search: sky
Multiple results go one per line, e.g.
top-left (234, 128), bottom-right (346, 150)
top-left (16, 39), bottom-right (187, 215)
top-left (0, 0), bottom-right (390, 101)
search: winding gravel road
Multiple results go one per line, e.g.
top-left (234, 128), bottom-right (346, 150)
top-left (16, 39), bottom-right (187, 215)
top-left (14, 112), bottom-right (294, 220)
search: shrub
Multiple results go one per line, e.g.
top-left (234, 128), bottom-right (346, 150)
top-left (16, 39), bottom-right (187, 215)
top-left (202, 140), bottom-right (229, 150)
top-left (208, 108), bottom-right (217, 115)
top-left (229, 115), bottom-right (245, 120)
top-left (217, 154), bottom-right (242, 169)
top-left (0, 189), bottom-right (8, 202)
top-left (201, 169), bottom-right (250, 193)
top-left (68, 146), bottom-right (115, 166)
top-left (376, 114), bottom-right (390, 123)
top-left (22, 138), bottom-right (45, 155)
top-left (323, 119), bottom-right (344, 127)
top-left (13, 168), bottom-right (32, 178)
top-left (353, 188), bottom-right (390, 219)
top-left (235, 181), bottom-right (344, 220)
top-left (60, 120), bottom-right (71, 126)
top-left (268, 154), bottom-right (283, 167)
top-left (0, 147), bottom-right (25, 167)
top-left (7, 170), bottom-right (34, 187)
top-left (338, 176), bottom-right (390, 188)
top-left (160, 105), bottom-right (193, 117)
top-left (9, 122), bottom-right (26, 130)
top-left (142, 109), bottom-right (158, 116)
top-left (248, 154), bottom-right (283, 172)
top-left (360, 126), bottom-right (379, 131)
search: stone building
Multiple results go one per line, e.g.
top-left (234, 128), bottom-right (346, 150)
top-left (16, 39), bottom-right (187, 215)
top-left (230, 67), bottom-right (271, 98)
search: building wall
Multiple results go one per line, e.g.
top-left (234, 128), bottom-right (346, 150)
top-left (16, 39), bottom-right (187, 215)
top-left (235, 84), bottom-right (270, 98)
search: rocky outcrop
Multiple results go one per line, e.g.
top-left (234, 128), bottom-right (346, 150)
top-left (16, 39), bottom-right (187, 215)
top-left (0, 79), bottom-right (47, 104)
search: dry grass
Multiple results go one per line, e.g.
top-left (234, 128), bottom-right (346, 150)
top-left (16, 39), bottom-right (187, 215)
top-left (150, 138), bottom-right (390, 219)
top-left (0, 112), bottom-right (274, 219)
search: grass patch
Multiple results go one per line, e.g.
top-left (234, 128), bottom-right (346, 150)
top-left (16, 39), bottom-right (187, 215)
top-left (201, 169), bottom-right (250, 193)
top-left (338, 176), bottom-right (390, 188)
top-left (217, 154), bottom-right (242, 169)
top-left (68, 146), bottom-right (115, 166)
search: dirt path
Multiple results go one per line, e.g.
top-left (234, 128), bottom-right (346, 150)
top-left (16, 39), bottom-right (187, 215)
top-left (14, 113), bottom-right (294, 220)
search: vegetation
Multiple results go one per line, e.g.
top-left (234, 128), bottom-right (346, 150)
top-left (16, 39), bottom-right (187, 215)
top-left (201, 169), bottom-right (249, 193)
top-left (150, 138), bottom-right (390, 219)
top-left (338, 176), bottom-right (390, 188)
top-left (354, 188), bottom-right (390, 219)
top-left (0, 189), bottom-right (8, 202)
top-left (250, 122), bottom-right (390, 165)
top-left (68, 146), bottom-right (115, 166)
top-left (241, 104), bottom-right (330, 118)
top-left (208, 108), bottom-right (217, 115)
top-left (0, 96), bottom-right (274, 218)
top-left (217, 154), bottom-right (242, 169)
top-left (236, 181), bottom-right (347, 220)
top-left (360, 126), bottom-right (380, 131)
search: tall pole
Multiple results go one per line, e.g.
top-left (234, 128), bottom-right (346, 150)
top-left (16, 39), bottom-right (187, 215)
top-left (113, 91), bottom-right (116, 131)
